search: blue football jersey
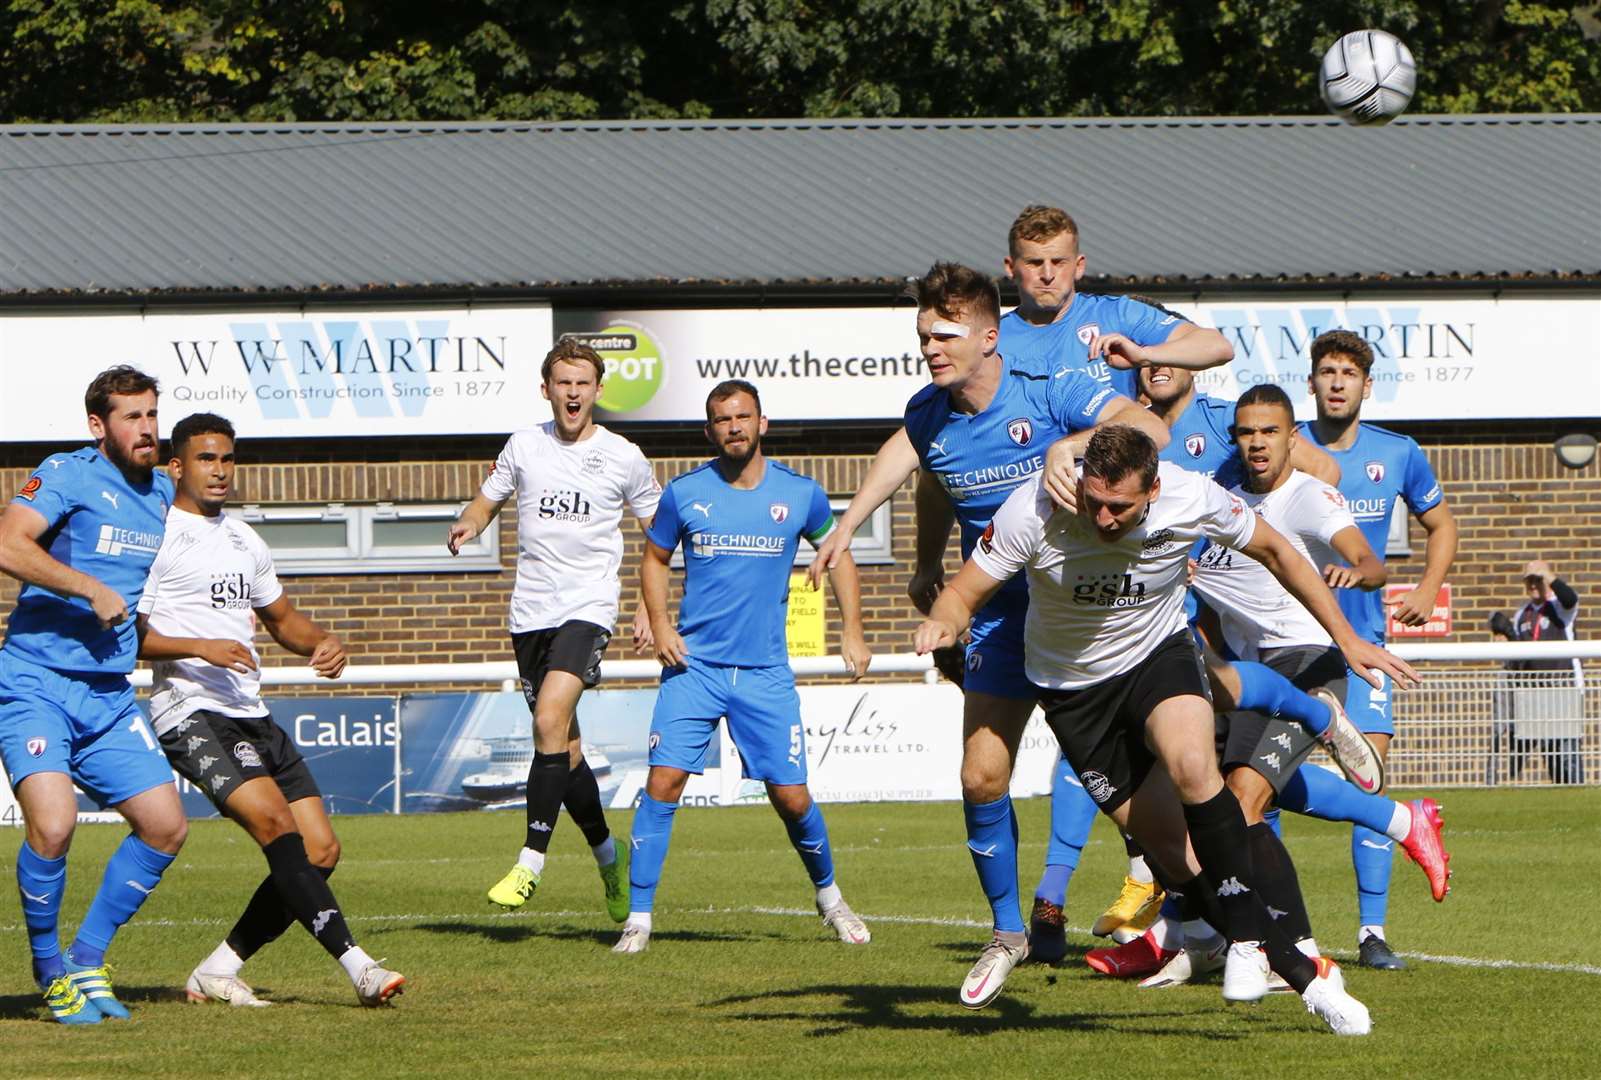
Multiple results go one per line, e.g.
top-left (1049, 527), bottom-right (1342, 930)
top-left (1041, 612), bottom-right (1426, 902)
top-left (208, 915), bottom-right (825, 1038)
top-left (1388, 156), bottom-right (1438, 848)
top-left (647, 460), bottom-right (834, 667)
top-left (997, 292), bottom-right (1188, 397)
top-left (4, 447), bottom-right (174, 674)
top-left (1297, 421), bottom-right (1444, 643)
top-left (905, 365), bottom-right (1115, 597)
top-left (1161, 392), bottom-right (1238, 480)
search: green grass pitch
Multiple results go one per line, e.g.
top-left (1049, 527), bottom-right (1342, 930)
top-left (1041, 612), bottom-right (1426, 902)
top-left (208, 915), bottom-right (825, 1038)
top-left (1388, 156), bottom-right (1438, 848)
top-left (2, 787), bottom-right (1598, 1078)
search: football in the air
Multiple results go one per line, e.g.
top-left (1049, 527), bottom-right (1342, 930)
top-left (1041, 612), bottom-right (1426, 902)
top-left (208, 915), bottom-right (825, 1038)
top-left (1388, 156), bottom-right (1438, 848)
top-left (1319, 29), bottom-right (1417, 125)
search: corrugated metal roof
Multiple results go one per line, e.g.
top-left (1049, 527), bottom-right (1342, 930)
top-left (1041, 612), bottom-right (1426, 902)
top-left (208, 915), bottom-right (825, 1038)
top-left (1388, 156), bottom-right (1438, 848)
top-left (2, 115), bottom-right (1597, 299)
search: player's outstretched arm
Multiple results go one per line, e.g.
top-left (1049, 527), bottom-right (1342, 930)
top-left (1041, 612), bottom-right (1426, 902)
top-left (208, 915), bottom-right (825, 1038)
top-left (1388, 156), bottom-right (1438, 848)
top-left (822, 544), bottom-right (871, 681)
top-left (907, 470), bottom-right (956, 614)
top-left (1092, 322), bottom-right (1234, 372)
top-left (642, 540), bottom-right (688, 668)
top-left (134, 613), bottom-right (257, 673)
top-left (257, 595), bottom-right (347, 679)
top-left (1042, 397), bottom-right (1170, 510)
top-left (1391, 501), bottom-right (1458, 627)
top-left (808, 427), bottom-right (920, 588)
top-left (914, 559), bottom-right (1005, 656)
top-left (1325, 525), bottom-right (1387, 591)
top-left (1240, 517), bottom-right (1418, 691)
top-left (0, 502), bottom-right (126, 627)
top-left (447, 492), bottom-right (507, 555)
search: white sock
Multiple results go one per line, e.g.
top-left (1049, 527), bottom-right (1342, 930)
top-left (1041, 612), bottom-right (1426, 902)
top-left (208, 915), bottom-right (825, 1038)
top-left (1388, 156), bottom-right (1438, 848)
top-left (1148, 914), bottom-right (1184, 951)
top-left (337, 945), bottom-right (376, 983)
top-left (815, 882), bottom-right (843, 911)
top-left (1296, 937), bottom-right (1321, 959)
top-left (593, 836), bottom-right (617, 867)
top-left (1360, 923), bottom-right (1386, 945)
top-left (1182, 918), bottom-right (1221, 947)
top-left (1128, 853), bottom-right (1154, 885)
top-left (1385, 801), bottom-right (1413, 843)
top-left (626, 912), bottom-right (652, 933)
top-left (199, 941), bottom-right (245, 978)
top-left (517, 847), bottom-right (546, 875)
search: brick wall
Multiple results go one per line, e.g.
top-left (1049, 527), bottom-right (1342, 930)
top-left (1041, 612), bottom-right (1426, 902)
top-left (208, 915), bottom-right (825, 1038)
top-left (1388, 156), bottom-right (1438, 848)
top-left (3, 425), bottom-right (1597, 691)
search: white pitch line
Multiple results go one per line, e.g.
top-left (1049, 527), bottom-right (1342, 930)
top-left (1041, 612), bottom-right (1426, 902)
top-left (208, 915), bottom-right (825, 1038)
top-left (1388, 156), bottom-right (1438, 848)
top-left (9, 903), bottom-right (1595, 978)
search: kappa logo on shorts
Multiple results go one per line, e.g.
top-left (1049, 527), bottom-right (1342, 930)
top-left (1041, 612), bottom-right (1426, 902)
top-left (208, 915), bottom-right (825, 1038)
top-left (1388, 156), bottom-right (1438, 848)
top-left (232, 741), bottom-right (263, 769)
top-left (25, 736), bottom-right (46, 757)
top-left (520, 678), bottom-right (537, 706)
top-left (1184, 433), bottom-right (1207, 458)
top-left (175, 716), bottom-right (198, 733)
top-left (210, 774), bottom-right (230, 792)
top-left (185, 736), bottom-right (206, 753)
top-left (1272, 732), bottom-right (1294, 752)
top-left (1259, 751), bottom-right (1283, 773)
top-left (197, 754), bottom-right (219, 772)
top-left (1081, 770), bottom-right (1117, 804)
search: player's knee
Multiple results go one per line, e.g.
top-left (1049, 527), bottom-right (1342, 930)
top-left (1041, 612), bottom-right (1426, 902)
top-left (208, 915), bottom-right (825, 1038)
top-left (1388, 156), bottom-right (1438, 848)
top-left (959, 762), bottom-right (1008, 803)
top-left (139, 814), bottom-right (188, 854)
top-left (766, 785), bottom-right (812, 821)
top-left (250, 807), bottom-right (299, 847)
top-left (307, 835), bottom-right (341, 869)
top-left (26, 821), bottom-right (74, 860)
top-left (1167, 748), bottom-right (1221, 803)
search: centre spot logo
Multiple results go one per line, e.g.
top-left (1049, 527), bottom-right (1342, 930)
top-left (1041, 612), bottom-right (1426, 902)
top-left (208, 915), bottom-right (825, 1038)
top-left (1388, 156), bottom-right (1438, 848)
top-left (564, 323), bottom-right (665, 414)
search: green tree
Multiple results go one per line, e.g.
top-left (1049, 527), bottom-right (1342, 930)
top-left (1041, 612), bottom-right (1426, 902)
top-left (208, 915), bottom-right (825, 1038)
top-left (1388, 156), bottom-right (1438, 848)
top-left (1, 1), bottom-right (1596, 122)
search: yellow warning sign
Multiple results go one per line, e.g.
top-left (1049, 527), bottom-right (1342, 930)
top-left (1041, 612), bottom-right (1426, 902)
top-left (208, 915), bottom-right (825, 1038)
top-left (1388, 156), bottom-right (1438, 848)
top-left (785, 572), bottom-right (826, 657)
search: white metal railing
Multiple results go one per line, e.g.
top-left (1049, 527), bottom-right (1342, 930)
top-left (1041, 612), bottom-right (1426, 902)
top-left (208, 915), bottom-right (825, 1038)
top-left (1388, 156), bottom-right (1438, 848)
top-left (121, 641), bottom-right (1601, 688)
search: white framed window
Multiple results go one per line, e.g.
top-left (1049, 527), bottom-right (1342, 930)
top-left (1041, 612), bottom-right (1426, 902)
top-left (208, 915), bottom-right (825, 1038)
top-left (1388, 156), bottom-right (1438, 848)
top-left (228, 502), bottom-right (499, 575)
top-left (1385, 501), bottom-right (1412, 558)
top-left (669, 498), bottom-right (894, 568)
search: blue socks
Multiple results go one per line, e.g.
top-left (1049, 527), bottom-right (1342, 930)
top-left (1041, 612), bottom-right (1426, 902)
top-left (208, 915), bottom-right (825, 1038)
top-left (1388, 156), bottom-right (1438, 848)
top-left (70, 835), bottom-right (176, 968)
top-left (1035, 756), bottom-right (1096, 905)
top-left (1353, 825), bottom-right (1396, 927)
top-left (783, 802), bottom-right (836, 888)
top-left (17, 843), bottom-right (67, 985)
top-left (1277, 764), bottom-right (1395, 835)
top-left (1263, 806), bottom-right (1283, 838)
top-left (626, 794), bottom-right (679, 914)
top-left (965, 793), bottom-right (1024, 934)
top-left (1233, 661), bottom-right (1331, 737)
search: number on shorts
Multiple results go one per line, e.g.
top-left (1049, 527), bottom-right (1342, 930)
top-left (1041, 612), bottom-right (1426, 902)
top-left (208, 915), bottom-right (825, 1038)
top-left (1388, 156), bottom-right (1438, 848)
top-left (129, 716), bottom-right (157, 751)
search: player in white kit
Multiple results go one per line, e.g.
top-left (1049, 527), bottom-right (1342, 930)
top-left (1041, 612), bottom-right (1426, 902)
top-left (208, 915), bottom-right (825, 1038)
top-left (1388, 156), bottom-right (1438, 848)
top-left (448, 339), bottom-right (661, 919)
top-left (137, 412), bottom-right (405, 1007)
top-left (916, 424), bottom-right (1420, 1034)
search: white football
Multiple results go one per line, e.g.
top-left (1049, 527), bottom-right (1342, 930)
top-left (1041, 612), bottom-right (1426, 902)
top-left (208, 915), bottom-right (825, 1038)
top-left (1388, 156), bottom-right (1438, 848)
top-left (1320, 29), bottom-right (1416, 125)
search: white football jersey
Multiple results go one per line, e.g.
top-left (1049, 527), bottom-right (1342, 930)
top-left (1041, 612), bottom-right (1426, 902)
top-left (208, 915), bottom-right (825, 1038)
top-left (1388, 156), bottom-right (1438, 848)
top-left (138, 507), bottom-right (283, 734)
top-left (483, 423), bottom-right (661, 633)
top-left (972, 463), bottom-right (1257, 689)
top-left (1192, 470), bottom-right (1358, 658)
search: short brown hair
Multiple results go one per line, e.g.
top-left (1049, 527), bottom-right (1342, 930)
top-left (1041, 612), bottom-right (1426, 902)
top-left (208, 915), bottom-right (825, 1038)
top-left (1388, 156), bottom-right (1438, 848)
top-left (84, 365), bottom-right (159, 420)
top-left (543, 338), bottom-right (606, 382)
top-left (915, 262), bottom-right (1001, 328)
top-left (1309, 330), bottom-right (1374, 375)
top-left (1008, 205), bottom-right (1080, 256)
top-left (705, 379), bottom-right (762, 421)
top-left (1082, 424), bottom-right (1159, 492)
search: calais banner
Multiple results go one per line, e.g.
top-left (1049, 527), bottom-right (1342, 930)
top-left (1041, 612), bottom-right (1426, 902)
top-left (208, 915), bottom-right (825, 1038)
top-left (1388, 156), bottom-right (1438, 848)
top-left (0, 305), bottom-right (552, 441)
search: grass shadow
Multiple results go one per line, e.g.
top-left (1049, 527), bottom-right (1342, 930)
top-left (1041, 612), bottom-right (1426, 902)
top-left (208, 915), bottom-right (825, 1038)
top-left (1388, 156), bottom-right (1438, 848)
top-left (411, 920), bottom-right (758, 947)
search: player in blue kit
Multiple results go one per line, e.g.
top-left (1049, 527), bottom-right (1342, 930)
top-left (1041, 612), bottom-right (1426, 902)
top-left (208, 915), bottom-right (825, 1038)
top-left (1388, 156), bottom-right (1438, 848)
top-left (1296, 329), bottom-right (1458, 970)
top-left (615, 379), bottom-right (874, 954)
top-left (0, 366), bottom-right (187, 1024)
top-left (816, 261), bottom-right (1171, 1005)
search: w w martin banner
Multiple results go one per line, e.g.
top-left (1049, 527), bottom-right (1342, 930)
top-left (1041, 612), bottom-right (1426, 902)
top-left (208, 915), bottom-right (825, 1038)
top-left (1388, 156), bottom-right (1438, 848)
top-left (0, 306), bottom-right (552, 441)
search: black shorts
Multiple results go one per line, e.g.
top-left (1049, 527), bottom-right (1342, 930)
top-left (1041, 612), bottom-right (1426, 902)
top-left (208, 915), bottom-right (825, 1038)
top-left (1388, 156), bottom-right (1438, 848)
top-left (1218, 644), bottom-right (1348, 793)
top-left (511, 620), bottom-right (611, 710)
top-left (1034, 630), bottom-right (1212, 815)
top-left (159, 708), bottom-right (320, 810)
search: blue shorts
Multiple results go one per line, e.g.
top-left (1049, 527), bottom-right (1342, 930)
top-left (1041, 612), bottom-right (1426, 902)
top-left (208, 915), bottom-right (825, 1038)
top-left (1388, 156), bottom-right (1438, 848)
top-left (1344, 666), bottom-right (1394, 735)
top-left (0, 651), bottom-right (175, 807)
top-left (649, 658), bottom-right (807, 786)
top-left (964, 591), bottom-right (1034, 702)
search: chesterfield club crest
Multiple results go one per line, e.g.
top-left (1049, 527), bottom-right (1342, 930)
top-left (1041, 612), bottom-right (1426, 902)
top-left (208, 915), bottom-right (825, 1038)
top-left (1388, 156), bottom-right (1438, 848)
top-left (769, 502), bottom-right (789, 524)
top-left (1007, 418), bottom-right (1033, 446)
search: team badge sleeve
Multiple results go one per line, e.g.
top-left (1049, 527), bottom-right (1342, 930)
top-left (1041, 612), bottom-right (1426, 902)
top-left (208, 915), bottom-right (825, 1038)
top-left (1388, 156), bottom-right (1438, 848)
top-left (968, 482), bottom-right (1042, 583)
top-left (12, 456), bottom-right (77, 526)
top-left (625, 447), bottom-right (663, 521)
top-left (1115, 295), bottom-right (1189, 345)
top-left (802, 481), bottom-right (835, 543)
top-left (1401, 440), bottom-right (1445, 516)
top-left (480, 437), bottom-right (518, 501)
top-left (1049, 369), bottom-right (1119, 432)
top-left (1197, 476), bottom-right (1258, 550)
